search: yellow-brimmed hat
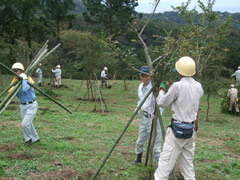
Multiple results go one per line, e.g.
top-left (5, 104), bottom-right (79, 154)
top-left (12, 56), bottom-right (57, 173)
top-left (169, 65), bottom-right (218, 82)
top-left (12, 63), bottom-right (24, 71)
top-left (175, 56), bottom-right (196, 77)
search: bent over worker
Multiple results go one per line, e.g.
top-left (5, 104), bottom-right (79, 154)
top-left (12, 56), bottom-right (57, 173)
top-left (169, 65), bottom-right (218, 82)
top-left (154, 57), bottom-right (204, 180)
top-left (227, 84), bottom-right (239, 115)
top-left (134, 66), bottom-right (162, 164)
top-left (52, 65), bottom-right (62, 88)
top-left (11, 63), bottom-right (40, 145)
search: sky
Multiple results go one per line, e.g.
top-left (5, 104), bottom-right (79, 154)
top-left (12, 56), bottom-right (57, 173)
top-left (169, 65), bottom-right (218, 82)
top-left (136, 0), bottom-right (240, 13)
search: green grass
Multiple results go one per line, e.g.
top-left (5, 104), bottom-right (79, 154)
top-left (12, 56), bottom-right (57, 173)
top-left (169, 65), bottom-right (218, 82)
top-left (0, 75), bottom-right (240, 180)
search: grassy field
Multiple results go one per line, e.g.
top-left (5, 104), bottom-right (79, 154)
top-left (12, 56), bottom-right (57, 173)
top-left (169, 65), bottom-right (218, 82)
top-left (0, 75), bottom-right (240, 180)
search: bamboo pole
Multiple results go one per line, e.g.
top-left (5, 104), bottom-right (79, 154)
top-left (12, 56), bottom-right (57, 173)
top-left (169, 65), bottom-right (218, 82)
top-left (0, 80), bottom-right (19, 98)
top-left (0, 84), bottom-right (22, 115)
top-left (74, 80), bottom-right (85, 99)
top-left (74, 80), bottom-right (94, 112)
top-left (0, 63), bottom-right (72, 114)
top-left (0, 71), bottom-right (3, 91)
top-left (91, 82), bottom-right (157, 180)
top-left (25, 40), bottom-right (49, 72)
top-left (95, 76), bottom-right (104, 113)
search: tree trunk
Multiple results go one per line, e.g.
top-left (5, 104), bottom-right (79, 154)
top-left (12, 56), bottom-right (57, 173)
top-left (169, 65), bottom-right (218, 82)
top-left (123, 79), bottom-right (128, 91)
top-left (87, 79), bottom-right (90, 100)
top-left (94, 78), bottom-right (97, 111)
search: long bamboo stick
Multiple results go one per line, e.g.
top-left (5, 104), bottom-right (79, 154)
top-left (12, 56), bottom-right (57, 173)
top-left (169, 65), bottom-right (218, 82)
top-left (91, 82), bottom-right (157, 180)
top-left (0, 63), bottom-right (72, 114)
top-left (0, 80), bottom-right (19, 98)
top-left (74, 80), bottom-right (94, 112)
top-left (0, 84), bottom-right (22, 115)
top-left (25, 40), bottom-right (49, 72)
top-left (95, 76), bottom-right (105, 113)
top-left (0, 82), bottom-right (21, 111)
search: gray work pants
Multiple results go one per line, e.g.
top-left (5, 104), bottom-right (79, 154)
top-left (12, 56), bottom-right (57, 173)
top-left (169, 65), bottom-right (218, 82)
top-left (20, 101), bottom-right (39, 142)
top-left (135, 113), bottom-right (162, 161)
top-left (101, 77), bottom-right (107, 88)
top-left (38, 73), bottom-right (42, 83)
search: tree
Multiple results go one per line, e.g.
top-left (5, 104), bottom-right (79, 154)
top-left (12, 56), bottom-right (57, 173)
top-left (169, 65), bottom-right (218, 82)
top-left (172, 0), bottom-right (231, 81)
top-left (60, 30), bottom-right (111, 100)
top-left (42, 0), bottom-right (75, 41)
top-left (82, 0), bottom-right (139, 36)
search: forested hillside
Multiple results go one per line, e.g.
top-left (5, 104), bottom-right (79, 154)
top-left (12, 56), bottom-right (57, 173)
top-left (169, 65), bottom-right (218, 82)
top-left (0, 0), bottom-right (239, 80)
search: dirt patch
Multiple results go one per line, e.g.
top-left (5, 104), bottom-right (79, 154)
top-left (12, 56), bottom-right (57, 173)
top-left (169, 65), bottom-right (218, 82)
top-left (35, 169), bottom-right (93, 180)
top-left (64, 136), bottom-right (75, 141)
top-left (75, 97), bottom-right (105, 102)
top-left (92, 109), bottom-right (109, 113)
top-left (0, 142), bottom-right (16, 152)
top-left (7, 151), bottom-right (33, 160)
top-left (0, 121), bottom-right (21, 128)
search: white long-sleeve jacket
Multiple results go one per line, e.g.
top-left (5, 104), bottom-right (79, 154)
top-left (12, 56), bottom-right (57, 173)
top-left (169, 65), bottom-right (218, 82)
top-left (232, 70), bottom-right (240, 80)
top-left (137, 82), bottom-right (155, 114)
top-left (157, 77), bottom-right (203, 123)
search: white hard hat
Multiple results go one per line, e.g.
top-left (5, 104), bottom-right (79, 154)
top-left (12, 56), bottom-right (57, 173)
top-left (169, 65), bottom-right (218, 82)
top-left (104, 67), bottom-right (108, 71)
top-left (56, 65), bottom-right (60, 68)
top-left (230, 84), bottom-right (234, 88)
top-left (238, 66), bottom-right (240, 69)
top-left (12, 62), bottom-right (24, 71)
top-left (39, 63), bottom-right (42, 66)
top-left (175, 56), bottom-right (196, 77)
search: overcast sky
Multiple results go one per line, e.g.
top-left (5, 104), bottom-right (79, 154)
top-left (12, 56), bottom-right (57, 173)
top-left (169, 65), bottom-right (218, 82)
top-left (136, 0), bottom-right (240, 13)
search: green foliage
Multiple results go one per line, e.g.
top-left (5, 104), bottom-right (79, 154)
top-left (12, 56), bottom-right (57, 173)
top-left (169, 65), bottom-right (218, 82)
top-left (172, 0), bottom-right (231, 80)
top-left (82, 0), bottom-right (138, 36)
top-left (42, 0), bottom-right (76, 36)
top-left (60, 30), bottom-right (111, 79)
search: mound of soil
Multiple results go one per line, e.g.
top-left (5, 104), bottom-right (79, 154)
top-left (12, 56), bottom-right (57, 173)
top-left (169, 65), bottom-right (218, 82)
top-left (75, 97), bottom-right (105, 102)
top-left (7, 152), bottom-right (33, 160)
top-left (0, 142), bottom-right (16, 152)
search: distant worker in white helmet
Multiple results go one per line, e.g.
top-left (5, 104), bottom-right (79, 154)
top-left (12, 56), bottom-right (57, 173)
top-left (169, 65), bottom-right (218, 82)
top-left (9, 63), bottom-right (40, 145)
top-left (227, 84), bottom-right (239, 115)
top-left (232, 66), bottom-right (240, 87)
top-left (155, 56), bottom-right (204, 180)
top-left (36, 63), bottom-right (43, 86)
top-left (52, 65), bottom-right (62, 88)
top-left (101, 67), bottom-right (108, 88)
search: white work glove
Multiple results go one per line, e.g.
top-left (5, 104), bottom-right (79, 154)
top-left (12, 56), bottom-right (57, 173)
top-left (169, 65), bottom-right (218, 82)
top-left (19, 73), bottom-right (27, 80)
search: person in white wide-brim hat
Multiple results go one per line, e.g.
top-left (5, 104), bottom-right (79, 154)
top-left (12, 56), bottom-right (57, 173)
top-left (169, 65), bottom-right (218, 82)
top-left (155, 56), bottom-right (204, 180)
top-left (52, 65), bottom-right (62, 88)
top-left (36, 63), bottom-right (43, 86)
top-left (101, 67), bottom-right (108, 88)
top-left (227, 84), bottom-right (239, 115)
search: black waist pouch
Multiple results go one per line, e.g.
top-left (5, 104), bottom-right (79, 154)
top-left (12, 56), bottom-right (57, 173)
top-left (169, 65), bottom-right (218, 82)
top-left (170, 121), bottom-right (194, 139)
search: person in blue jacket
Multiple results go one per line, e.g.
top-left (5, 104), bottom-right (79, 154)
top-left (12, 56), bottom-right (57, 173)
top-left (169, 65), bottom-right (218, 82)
top-left (11, 63), bottom-right (40, 145)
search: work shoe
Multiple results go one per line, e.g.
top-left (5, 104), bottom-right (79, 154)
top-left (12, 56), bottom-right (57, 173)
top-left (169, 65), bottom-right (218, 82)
top-left (25, 139), bottom-right (32, 146)
top-left (134, 153), bottom-right (143, 164)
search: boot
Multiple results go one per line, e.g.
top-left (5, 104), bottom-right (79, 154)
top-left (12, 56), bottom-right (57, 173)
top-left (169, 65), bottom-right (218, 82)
top-left (134, 153), bottom-right (142, 164)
